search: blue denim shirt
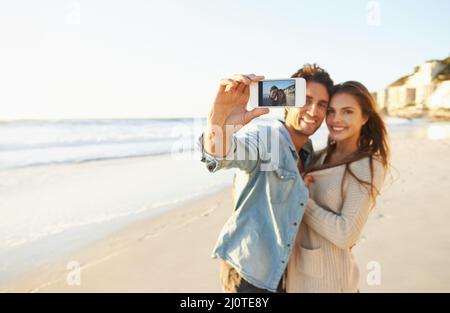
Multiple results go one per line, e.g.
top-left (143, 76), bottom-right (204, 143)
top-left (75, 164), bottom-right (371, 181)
top-left (199, 120), bottom-right (312, 292)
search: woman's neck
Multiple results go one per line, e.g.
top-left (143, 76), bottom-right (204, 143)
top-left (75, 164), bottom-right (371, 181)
top-left (330, 135), bottom-right (359, 163)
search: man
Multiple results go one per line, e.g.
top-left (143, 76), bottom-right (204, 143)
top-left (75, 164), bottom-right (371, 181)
top-left (268, 86), bottom-right (279, 106)
top-left (199, 64), bottom-right (333, 292)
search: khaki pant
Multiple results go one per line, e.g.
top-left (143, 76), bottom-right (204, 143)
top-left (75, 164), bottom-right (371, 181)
top-left (220, 260), bottom-right (285, 293)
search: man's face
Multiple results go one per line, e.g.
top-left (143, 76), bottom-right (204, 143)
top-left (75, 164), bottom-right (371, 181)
top-left (269, 89), bottom-right (278, 100)
top-left (285, 81), bottom-right (330, 136)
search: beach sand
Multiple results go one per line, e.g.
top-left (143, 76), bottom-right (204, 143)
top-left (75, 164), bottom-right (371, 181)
top-left (2, 135), bottom-right (450, 292)
top-left (0, 188), bottom-right (231, 292)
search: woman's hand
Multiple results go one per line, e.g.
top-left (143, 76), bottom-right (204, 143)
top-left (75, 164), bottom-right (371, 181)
top-left (303, 175), bottom-right (315, 189)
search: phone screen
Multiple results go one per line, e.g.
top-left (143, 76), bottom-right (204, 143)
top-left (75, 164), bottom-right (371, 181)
top-left (258, 79), bottom-right (296, 107)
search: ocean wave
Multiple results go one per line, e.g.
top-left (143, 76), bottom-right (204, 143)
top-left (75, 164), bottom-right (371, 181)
top-left (0, 118), bottom-right (205, 169)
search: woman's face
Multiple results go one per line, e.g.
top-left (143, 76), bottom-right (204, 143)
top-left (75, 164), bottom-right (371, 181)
top-left (269, 89), bottom-right (278, 100)
top-left (326, 93), bottom-right (368, 144)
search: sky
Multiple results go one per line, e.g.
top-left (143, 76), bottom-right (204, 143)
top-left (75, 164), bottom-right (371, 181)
top-left (0, 0), bottom-right (449, 120)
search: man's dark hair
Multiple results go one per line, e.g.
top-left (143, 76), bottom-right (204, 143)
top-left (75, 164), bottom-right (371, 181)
top-left (284, 63), bottom-right (334, 119)
top-left (291, 63), bottom-right (334, 97)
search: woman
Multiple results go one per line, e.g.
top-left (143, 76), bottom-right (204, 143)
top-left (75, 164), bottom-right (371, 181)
top-left (285, 81), bottom-right (390, 293)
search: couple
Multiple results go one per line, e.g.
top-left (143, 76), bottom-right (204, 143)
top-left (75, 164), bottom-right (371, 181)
top-left (199, 64), bottom-right (389, 293)
top-left (269, 86), bottom-right (287, 106)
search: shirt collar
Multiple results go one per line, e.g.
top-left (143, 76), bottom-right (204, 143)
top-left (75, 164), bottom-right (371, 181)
top-left (277, 119), bottom-right (314, 164)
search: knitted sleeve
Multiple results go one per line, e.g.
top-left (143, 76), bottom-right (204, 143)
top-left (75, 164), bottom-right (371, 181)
top-left (303, 158), bottom-right (386, 249)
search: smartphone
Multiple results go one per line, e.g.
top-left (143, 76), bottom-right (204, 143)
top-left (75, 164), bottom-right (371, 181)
top-left (249, 78), bottom-right (306, 108)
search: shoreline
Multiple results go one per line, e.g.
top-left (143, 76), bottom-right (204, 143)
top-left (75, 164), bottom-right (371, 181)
top-left (0, 150), bottom-right (233, 285)
top-left (1, 186), bottom-right (233, 292)
top-left (385, 109), bottom-right (450, 121)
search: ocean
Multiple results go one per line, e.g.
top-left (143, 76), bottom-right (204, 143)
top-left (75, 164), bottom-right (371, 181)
top-left (0, 118), bottom-right (205, 170)
top-left (2, 117), bottom-right (449, 170)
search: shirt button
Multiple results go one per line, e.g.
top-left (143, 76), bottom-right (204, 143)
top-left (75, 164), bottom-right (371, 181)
top-left (281, 260), bottom-right (285, 264)
top-left (287, 244), bottom-right (291, 247)
top-left (300, 202), bottom-right (304, 206)
top-left (280, 175), bottom-right (285, 179)
top-left (293, 222), bottom-right (297, 226)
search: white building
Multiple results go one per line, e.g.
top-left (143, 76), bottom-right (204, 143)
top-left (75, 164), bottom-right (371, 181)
top-left (374, 57), bottom-right (450, 118)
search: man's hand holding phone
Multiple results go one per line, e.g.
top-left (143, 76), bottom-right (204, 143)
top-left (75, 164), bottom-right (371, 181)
top-left (204, 74), bottom-right (269, 157)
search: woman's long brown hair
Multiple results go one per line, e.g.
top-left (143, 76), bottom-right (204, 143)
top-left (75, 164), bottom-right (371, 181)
top-left (305, 81), bottom-right (390, 201)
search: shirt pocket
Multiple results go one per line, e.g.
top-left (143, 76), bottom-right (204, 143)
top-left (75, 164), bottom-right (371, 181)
top-left (298, 246), bottom-right (324, 279)
top-left (268, 167), bottom-right (297, 204)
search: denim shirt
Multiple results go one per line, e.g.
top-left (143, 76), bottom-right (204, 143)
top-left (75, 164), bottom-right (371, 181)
top-left (199, 119), bottom-right (313, 292)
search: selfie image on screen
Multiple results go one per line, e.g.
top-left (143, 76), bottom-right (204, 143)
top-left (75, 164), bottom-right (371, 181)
top-left (259, 79), bottom-right (295, 107)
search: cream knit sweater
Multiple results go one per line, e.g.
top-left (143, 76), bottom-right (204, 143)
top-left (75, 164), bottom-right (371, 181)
top-left (286, 154), bottom-right (386, 293)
